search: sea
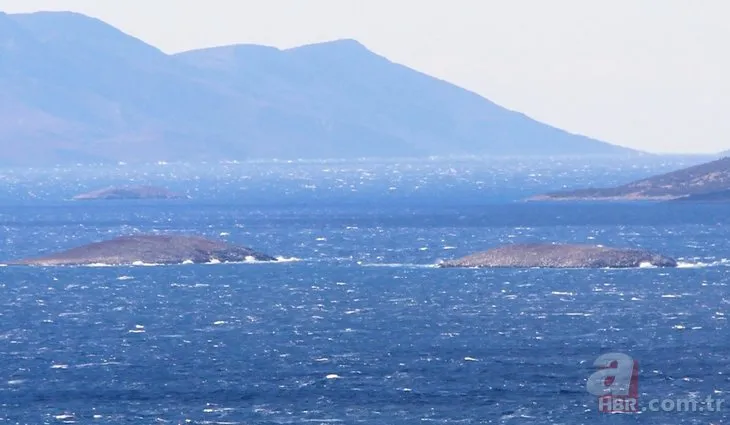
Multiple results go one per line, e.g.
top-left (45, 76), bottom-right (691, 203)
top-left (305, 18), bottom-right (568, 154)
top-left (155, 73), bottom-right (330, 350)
top-left (0, 156), bottom-right (728, 424)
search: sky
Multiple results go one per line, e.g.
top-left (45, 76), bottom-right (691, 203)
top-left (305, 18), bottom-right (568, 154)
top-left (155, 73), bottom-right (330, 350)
top-left (0, 0), bottom-right (727, 154)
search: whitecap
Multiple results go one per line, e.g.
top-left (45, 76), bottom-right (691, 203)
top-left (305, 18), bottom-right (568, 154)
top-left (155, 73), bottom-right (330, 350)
top-left (116, 276), bottom-right (134, 281)
top-left (85, 263), bottom-right (113, 268)
top-left (131, 261), bottom-right (161, 267)
top-left (360, 263), bottom-right (437, 268)
top-left (677, 259), bottom-right (730, 268)
top-left (275, 256), bottom-right (302, 263)
top-left (325, 374), bottom-right (340, 379)
top-left (677, 261), bottom-right (704, 268)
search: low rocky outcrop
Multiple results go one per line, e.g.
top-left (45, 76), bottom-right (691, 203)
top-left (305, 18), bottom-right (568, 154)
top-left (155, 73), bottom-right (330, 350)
top-left (72, 186), bottom-right (187, 200)
top-left (668, 189), bottom-right (730, 203)
top-left (11, 235), bottom-right (277, 266)
top-left (438, 244), bottom-right (677, 268)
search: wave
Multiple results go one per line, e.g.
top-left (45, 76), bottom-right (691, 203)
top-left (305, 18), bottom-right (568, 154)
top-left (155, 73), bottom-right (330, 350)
top-left (131, 261), bottom-right (163, 266)
top-left (206, 256), bottom-right (302, 265)
top-left (74, 256), bottom-right (304, 268)
top-left (11, 257), bottom-right (730, 269)
top-left (676, 258), bottom-right (730, 268)
top-left (359, 260), bottom-right (730, 270)
top-left (359, 263), bottom-right (439, 268)
top-left (275, 256), bottom-right (302, 263)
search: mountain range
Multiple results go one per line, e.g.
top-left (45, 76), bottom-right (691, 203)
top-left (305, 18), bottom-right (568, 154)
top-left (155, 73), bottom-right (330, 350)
top-left (0, 11), bottom-right (639, 165)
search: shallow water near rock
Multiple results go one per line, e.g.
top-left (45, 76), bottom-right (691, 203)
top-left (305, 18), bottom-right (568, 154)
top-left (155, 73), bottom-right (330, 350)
top-left (0, 158), bottom-right (728, 424)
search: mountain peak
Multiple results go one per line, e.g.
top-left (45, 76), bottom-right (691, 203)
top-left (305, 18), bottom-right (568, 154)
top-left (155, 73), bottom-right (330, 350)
top-left (287, 38), bottom-right (371, 54)
top-left (11, 11), bottom-right (116, 35)
top-left (10, 11), bottom-right (164, 58)
top-left (315, 38), bottom-right (366, 48)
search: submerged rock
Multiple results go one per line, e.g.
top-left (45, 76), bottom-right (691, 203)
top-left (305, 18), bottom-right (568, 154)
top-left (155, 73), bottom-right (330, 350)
top-left (72, 186), bottom-right (187, 200)
top-left (12, 235), bottom-right (277, 266)
top-left (438, 244), bottom-right (677, 268)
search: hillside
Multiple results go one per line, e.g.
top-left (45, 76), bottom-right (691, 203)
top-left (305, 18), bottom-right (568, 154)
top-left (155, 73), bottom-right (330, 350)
top-left (531, 157), bottom-right (730, 201)
top-left (0, 11), bottom-right (639, 165)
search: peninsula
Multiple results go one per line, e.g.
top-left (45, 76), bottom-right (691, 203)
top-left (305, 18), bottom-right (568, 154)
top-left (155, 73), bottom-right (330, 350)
top-left (438, 244), bottom-right (677, 268)
top-left (530, 157), bottom-right (730, 201)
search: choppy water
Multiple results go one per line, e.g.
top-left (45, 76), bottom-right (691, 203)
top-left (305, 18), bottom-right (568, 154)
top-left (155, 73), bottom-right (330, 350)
top-left (1, 158), bottom-right (728, 424)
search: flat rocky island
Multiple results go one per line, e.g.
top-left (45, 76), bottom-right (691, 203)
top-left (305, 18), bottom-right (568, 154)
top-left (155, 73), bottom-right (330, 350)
top-left (438, 244), bottom-right (677, 268)
top-left (12, 235), bottom-right (277, 266)
top-left (72, 185), bottom-right (188, 200)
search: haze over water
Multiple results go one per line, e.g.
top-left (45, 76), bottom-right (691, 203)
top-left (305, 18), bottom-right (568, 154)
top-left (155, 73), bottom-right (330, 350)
top-left (1, 157), bottom-right (728, 424)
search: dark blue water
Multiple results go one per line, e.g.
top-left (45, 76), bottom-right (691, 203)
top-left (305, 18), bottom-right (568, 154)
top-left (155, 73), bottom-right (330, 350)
top-left (1, 158), bottom-right (728, 424)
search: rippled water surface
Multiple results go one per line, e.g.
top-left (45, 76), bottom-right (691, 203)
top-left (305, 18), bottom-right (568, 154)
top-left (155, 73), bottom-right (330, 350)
top-left (1, 158), bottom-right (728, 424)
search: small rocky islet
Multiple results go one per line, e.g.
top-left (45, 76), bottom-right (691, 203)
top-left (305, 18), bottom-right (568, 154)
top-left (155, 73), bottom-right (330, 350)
top-left (11, 235), bottom-right (277, 266)
top-left (72, 185), bottom-right (188, 200)
top-left (9, 238), bottom-right (678, 269)
top-left (438, 244), bottom-right (677, 269)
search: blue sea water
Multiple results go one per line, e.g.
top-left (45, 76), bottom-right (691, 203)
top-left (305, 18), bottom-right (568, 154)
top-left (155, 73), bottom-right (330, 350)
top-left (0, 158), bottom-right (728, 424)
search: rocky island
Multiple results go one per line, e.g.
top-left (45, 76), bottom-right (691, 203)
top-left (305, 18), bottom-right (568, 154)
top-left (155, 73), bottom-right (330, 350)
top-left (438, 244), bottom-right (677, 268)
top-left (72, 186), bottom-right (188, 200)
top-left (530, 157), bottom-right (730, 201)
top-left (11, 235), bottom-right (277, 266)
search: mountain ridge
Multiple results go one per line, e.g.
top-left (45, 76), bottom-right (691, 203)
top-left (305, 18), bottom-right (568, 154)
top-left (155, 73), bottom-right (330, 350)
top-left (0, 11), bottom-right (639, 165)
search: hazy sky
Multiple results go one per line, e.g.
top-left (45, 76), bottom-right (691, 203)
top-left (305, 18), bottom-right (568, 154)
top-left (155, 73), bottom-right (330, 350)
top-left (1, 0), bottom-right (728, 154)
